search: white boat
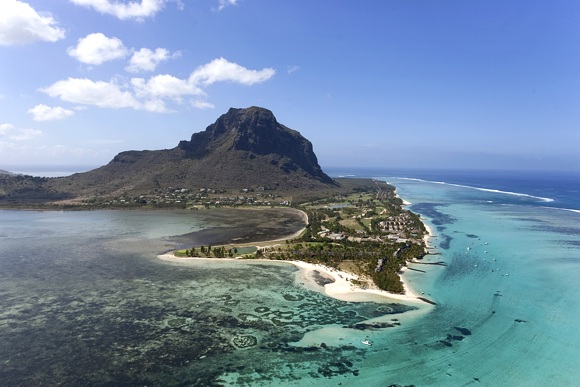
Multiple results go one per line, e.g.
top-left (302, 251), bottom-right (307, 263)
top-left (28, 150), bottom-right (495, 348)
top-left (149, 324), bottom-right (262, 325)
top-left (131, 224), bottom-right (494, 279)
top-left (362, 340), bottom-right (372, 346)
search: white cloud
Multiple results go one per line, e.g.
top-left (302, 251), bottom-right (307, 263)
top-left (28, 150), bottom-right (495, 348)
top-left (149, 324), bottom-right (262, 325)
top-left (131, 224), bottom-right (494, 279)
top-left (140, 99), bottom-right (171, 113)
top-left (192, 100), bottom-right (215, 110)
top-left (131, 73), bottom-right (204, 112)
top-left (70, 0), bottom-right (166, 21)
top-left (0, 0), bottom-right (65, 46)
top-left (189, 57), bottom-right (275, 86)
top-left (68, 33), bottom-right (128, 65)
top-left (0, 123), bottom-right (15, 135)
top-left (126, 48), bottom-right (179, 73)
top-left (0, 123), bottom-right (42, 141)
top-left (43, 58), bottom-right (275, 112)
top-left (217, 0), bottom-right (238, 11)
top-left (28, 104), bottom-right (75, 121)
top-left (132, 74), bottom-right (204, 100)
top-left (42, 78), bottom-right (141, 109)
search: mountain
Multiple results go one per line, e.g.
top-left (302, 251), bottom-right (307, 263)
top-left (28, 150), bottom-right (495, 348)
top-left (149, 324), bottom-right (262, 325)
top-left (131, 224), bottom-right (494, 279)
top-left (178, 107), bottom-right (333, 184)
top-left (1, 107), bottom-right (337, 205)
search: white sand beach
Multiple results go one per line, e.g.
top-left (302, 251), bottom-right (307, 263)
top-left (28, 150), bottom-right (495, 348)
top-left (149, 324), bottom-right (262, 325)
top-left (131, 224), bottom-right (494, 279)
top-left (423, 222), bottom-right (434, 246)
top-left (158, 208), bottom-right (434, 306)
top-left (158, 253), bottom-right (432, 306)
top-left (287, 260), bottom-right (429, 304)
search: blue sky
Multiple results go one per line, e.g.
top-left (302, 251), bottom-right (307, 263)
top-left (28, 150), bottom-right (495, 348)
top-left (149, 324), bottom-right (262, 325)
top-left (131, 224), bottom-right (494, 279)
top-left (1, 0), bottom-right (578, 172)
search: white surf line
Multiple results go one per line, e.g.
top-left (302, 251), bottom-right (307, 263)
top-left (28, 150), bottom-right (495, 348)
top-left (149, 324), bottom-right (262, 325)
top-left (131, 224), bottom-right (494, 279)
top-left (388, 177), bottom-right (554, 203)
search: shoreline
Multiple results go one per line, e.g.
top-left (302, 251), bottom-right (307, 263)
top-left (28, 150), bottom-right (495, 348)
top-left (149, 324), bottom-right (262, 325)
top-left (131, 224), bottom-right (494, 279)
top-left (226, 208), bottom-right (308, 246)
top-left (422, 221), bottom-right (434, 247)
top-left (287, 259), bottom-right (429, 304)
top-left (157, 196), bottom-right (435, 307)
top-left (269, 208), bottom-right (309, 242)
top-left (158, 252), bottom-right (432, 306)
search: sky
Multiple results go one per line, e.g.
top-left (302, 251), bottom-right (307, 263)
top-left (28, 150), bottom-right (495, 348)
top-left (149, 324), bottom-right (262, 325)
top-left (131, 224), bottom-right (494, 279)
top-left (1, 0), bottom-right (579, 173)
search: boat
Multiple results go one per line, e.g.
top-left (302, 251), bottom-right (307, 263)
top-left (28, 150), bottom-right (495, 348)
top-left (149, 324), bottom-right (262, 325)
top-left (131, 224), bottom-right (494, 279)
top-left (362, 339), bottom-right (372, 346)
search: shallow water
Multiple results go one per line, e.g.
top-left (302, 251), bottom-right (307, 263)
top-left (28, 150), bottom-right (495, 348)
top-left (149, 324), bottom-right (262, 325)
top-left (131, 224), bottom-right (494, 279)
top-left (0, 208), bottom-right (414, 386)
top-left (366, 174), bottom-right (580, 386)
top-left (2, 171), bottom-right (579, 385)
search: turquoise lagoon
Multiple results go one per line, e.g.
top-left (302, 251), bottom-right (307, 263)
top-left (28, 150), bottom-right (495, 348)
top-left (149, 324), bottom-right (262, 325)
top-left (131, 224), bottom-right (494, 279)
top-left (1, 170), bottom-right (579, 385)
top-left (368, 172), bottom-right (580, 386)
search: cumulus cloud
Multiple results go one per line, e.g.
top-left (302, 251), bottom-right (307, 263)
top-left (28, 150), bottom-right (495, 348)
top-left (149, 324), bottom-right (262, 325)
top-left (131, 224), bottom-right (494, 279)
top-left (42, 78), bottom-right (141, 109)
top-left (28, 104), bottom-right (75, 121)
top-left (43, 58), bottom-right (275, 112)
top-left (0, 123), bottom-right (42, 141)
top-left (132, 74), bottom-right (204, 100)
top-left (0, 0), bottom-right (65, 46)
top-left (70, 0), bottom-right (166, 21)
top-left (68, 33), bottom-right (128, 65)
top-left (189, 57), bottom-right (275, 86)
top-left (126, 48), bottom-right (179, 73)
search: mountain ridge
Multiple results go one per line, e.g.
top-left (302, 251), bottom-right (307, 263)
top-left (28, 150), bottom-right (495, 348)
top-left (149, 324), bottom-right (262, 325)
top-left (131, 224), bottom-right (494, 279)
top-left (0, 107), bottom-right (338, 205)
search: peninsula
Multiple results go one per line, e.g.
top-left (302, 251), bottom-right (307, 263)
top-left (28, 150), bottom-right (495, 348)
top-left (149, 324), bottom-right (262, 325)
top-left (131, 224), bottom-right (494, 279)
top-left (164, 177), bottom-right (433, 299)
top-left (0, 107), bottom-right (433, 296)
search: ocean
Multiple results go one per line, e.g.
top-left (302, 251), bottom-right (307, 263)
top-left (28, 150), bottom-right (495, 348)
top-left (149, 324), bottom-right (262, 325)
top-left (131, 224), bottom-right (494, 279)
top-left (1, 169), bottom-right (579, 385)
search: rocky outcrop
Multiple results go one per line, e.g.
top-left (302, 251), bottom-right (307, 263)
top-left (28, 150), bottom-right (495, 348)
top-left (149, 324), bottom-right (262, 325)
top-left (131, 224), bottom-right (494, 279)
top-left (178, 107), bottom-right (334, 184)
top-left (1, 107), bottom-right (337, 203)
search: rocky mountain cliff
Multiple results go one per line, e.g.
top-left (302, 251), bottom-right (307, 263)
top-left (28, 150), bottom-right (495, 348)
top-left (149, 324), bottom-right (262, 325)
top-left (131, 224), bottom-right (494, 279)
top-left (178, 107), bottom-right (331, 182)
top-left (1, 107), bottom-right (337, 204)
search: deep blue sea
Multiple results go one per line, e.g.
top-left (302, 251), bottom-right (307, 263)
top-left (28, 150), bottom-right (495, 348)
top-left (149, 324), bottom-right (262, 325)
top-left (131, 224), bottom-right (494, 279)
top-left (327, 167), bottom-right (580, 212)
top-left (1, 168), bottom-right (579, 385)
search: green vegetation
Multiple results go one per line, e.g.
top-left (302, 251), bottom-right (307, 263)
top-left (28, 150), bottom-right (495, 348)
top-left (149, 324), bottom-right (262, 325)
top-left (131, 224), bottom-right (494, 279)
top-left (179, 180), bottom-right (428, 294)
top-left (3, 170), bottom-right (426, 294)
top-left (175, 245), bottom-right (257, 258)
